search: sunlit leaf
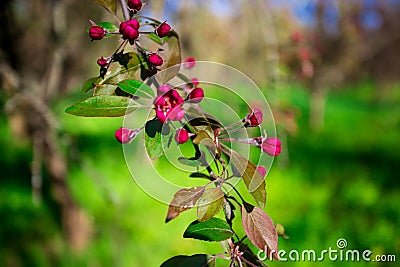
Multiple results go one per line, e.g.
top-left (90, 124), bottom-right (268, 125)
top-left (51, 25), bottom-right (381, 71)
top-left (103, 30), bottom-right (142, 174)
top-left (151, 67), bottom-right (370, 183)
top-left (229, 149), bottom-right (266, 208)
top-left (241, 204), bottom-right (279, 261)
top-left (144, 118), bottom-right (172, 159)
top-left (118, 79), bottom-right (155, 98)
top-left (160, 254), bottom-right (215, 267)
top-left (166, 186), bottom-right (205, 223)
top-left (197, 187), bottom-right (224, 222)
top-left (183, 218), bottom-right (234, 242)
top-left (91, 0), bottom-right (117, 14)
top-left (96, 21), bottom-right (119, 34)
top-left (65, 95), bottom-right (136, 117)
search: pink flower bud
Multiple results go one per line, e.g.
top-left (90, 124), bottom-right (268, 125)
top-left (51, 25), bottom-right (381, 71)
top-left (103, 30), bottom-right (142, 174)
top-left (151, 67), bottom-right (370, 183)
top-left (245, 109), bottom-right (263, 127)
top-left (256, 166), bottom-right (267, 177)
top-left (119, 20), bottom-right (140, 41)
top-left (148, 53), bottom-right (163, 66)
top-left (89, 26), bottom-right (105, 40)
top-left (183, 57), bottom-right (196, 69)
top-left (188, 87), bottom-right (204, 103)
top-left (262, 137), bottom-right (282, 156)
top-left (156, 22), bottom-right (171, 37)
top-left (127, 0), bottom-right (142, 11)
top-left (97, 57), bottom-right (108, 67)
top-left (114, 127), bottom-right (137, 144)
top-left (191, 78), bottom-right (199, 87)
top-left (175, 128), bottom-right (189, 144)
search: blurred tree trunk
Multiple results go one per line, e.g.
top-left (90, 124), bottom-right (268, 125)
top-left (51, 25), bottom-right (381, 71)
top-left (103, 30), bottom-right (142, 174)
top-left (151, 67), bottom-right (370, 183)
top-left (1, 0), bottom-right (91, 252)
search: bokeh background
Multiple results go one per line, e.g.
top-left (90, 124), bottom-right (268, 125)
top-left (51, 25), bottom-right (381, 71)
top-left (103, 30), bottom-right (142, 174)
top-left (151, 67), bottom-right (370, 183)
top-left (0, 0), bottom-right (399, 266)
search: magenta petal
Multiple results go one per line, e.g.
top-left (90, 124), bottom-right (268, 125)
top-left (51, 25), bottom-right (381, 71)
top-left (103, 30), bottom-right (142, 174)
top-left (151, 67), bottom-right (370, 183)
top-left (169, 106), bottom-right (184, 121)
top-left (156, 109), bottom-right (166, 123)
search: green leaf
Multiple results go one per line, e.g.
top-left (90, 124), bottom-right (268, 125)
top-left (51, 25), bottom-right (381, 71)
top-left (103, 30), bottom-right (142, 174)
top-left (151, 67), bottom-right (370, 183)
top-left (144, 33), bottom-right (163, 45)
top-left (229, 149), bottom-right (266, 208)
top-left (160, 254), bottom-right (215, 267)
top-left (144, 118), bottom-right (172, 159)
top-left (96, 21), bottom-right (118, 33)
top-left (166, 186), bottom-right (205, 223)
top-left (197, 187), bottom-right (224, 222)
top-left (118, 79), bottom-right (154, 98)
top-left (91, 0), bottom-right (117, 14)
top-left (81, 77), bottom-right (101, 93)
top-left (65, 95), bottom-right (136, 117)
top-left (183, 218), bottom-right (234, 242)
top-left (241, 204), bottom-right (279, 261)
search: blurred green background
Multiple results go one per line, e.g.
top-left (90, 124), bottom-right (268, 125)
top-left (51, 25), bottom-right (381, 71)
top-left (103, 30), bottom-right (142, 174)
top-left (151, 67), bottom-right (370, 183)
top-left (0, 0), bottom-right (399, 266)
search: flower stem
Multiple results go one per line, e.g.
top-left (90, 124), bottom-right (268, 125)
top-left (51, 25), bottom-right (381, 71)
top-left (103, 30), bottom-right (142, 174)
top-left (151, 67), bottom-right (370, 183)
top-left (218, 137), bottom-right (254, 145)
top-left (119, 0), bottom-right (130, 21)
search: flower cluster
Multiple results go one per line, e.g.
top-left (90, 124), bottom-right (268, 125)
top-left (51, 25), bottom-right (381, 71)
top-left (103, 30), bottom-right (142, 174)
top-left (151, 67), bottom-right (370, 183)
top-left (72, 1), bottom-right (284, 264)
top-left (87, 0), bottom-right (172, 77)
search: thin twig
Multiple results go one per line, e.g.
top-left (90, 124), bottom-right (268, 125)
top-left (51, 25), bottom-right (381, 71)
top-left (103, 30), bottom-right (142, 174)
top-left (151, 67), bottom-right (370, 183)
top-left (119, 0), bottom-right (130, 21)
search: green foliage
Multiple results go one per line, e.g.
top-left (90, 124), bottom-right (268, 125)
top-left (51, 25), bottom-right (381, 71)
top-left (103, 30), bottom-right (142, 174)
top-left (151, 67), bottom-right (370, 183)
top-left (183, 218), bottom-right (234, 242)
top-left (96, 22), bottom-right (119, 35)
top-left (118, 79), bottom-right (154, 98)
top-left (229, 149), bottom-right (266, 208)
top-left (197, 187), bottom-right (224, 222)
top-left (2, 80), bottom-right (400, 266)
top-left (166, 186), bottom-right (205, 222)
top-left (65, 95), bottom-right (136, 117)
top-left (144, 118), bottom-right (173, 159)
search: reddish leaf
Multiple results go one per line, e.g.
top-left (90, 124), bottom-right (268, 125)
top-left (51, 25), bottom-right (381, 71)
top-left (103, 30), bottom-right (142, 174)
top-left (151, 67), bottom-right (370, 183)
top-left (197, 187), bottom-right (224, 222)
top-left (230, 149), bottom-right (266, 208)
top-left (192, 130), bottom-right (215, 148)
top-left (157, 30), bottom-right (181, 84)
top-left (241, 204), bottom-right (279, 261)
top-left (166, 186), bottom-right (205, 222)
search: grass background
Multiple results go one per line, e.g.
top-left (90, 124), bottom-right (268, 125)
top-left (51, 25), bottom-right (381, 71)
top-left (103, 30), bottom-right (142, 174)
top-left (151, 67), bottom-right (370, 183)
top-left (0, 79), bottom-right (399, 266)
